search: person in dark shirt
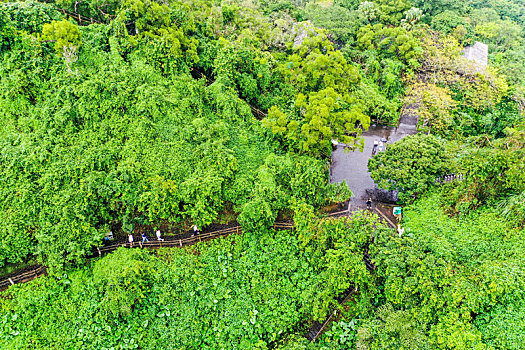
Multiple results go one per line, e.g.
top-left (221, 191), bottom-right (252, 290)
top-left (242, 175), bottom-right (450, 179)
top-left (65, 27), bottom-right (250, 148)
top-left (372, 139), bottom-right (378, 155)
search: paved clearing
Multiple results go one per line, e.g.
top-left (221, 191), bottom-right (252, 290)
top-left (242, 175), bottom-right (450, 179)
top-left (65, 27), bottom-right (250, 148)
top-left (331, 124), bottom-right (418, 210)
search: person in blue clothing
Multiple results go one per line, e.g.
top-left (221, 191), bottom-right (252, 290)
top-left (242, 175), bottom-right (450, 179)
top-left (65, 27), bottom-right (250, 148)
top-left (142, 232), bottom-right (149, 243)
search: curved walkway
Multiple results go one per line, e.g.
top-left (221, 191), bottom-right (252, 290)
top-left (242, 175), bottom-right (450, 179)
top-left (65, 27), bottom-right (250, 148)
top-left (0, 266), bottom-right (47, 290)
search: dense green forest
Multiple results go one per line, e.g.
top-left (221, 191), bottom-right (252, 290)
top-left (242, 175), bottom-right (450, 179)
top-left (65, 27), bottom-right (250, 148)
top-left (0, 0), bottom-right (524, 348)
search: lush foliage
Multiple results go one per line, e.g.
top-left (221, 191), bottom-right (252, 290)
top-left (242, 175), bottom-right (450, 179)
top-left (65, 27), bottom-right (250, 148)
top-left (441, 124), bottom-right (525, 213)
top-left (362, 192), bottom-right (525, 349)
top-left (0, 214), bottom-right (381, 349)
top-left (263, 32), bottom-right (370, 154)
top-left (306, 192), bottom-right (525, 350)
top-left (0, 0), bottom-right (361, 268)
top-left (1, 0), bottom-right (525, 348)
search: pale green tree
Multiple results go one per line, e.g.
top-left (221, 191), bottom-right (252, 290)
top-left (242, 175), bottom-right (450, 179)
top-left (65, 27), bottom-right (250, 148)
top-left (42, 19), bottom-right (81, 52)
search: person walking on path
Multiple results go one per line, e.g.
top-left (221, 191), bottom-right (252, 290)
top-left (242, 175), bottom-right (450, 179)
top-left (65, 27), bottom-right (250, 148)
top-left (192, 224), bottom-right (199, 237)
top-left (142, 232), bottom-right (149, 243)
top-left (397, 226), bottom-right (405, 238)
top-left (372, 139), bottom-right (378, 155)
top-left (128, 233), bottom-right (134, 247)
top-left (156, 230), bottom-right (164, 241)
top-left (366, 197), bottom-right (372, 210)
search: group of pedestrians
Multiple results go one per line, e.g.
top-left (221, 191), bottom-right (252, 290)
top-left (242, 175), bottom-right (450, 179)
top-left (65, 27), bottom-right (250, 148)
top-left (128, 232), bottom-right (154, 246)
top-left (126, 225), bottom-right (200, 246)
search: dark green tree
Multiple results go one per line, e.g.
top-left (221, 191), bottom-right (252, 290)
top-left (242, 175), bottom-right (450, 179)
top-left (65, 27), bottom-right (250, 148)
top-left (368, 134), bottom-right (450, 200)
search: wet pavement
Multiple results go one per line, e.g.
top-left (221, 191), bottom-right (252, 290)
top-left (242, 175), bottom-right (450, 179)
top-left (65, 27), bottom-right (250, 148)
top-left (330, 124), bottom-right (418, 210)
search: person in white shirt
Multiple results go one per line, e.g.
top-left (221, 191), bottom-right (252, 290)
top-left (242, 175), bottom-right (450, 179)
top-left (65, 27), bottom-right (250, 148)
top-left (192, 225), bottom-right (199, 237)
top-left (156, 230), bottom-right (164, 241)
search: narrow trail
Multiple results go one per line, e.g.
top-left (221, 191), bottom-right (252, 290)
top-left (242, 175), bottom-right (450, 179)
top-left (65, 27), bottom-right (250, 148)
top-left (305, 287), bottom-right (359, 343)
top-left (0, 222), bottom-right (291, 290)
top-left (304, 219), bottom-right (378, 343)
top-left (303, 204), bottom-right (396, 343)
top-left (0, 266), bottom-right (47, 290)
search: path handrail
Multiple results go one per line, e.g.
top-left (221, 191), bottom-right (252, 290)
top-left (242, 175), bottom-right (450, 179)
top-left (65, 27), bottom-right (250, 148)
top-left (98, 226), bottom-right (242, 254)
top-left (374, 207), bottom-right (396, 228)
top-left (309, 287), bottom-right (358, 342)
top-left (1, 226), bottom-right (245, 289)
top-left (325, 210), bottom-right (349, 217)
top-left (0, 266), bottom-right (47, 289)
